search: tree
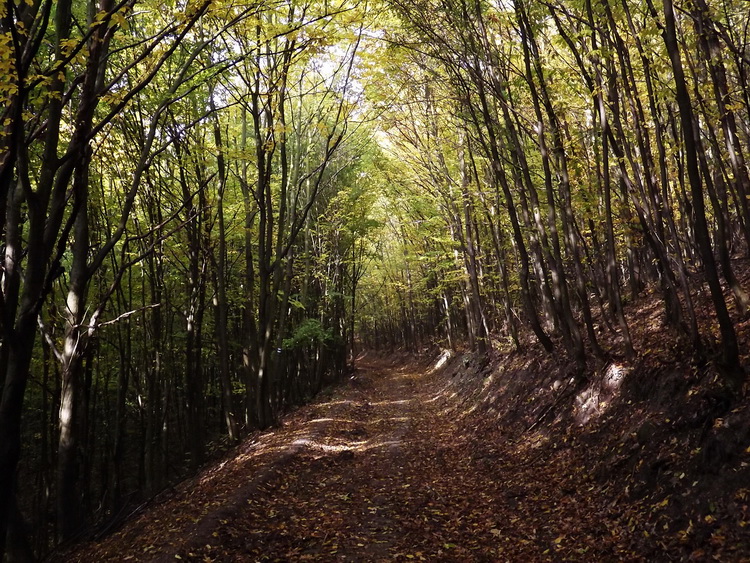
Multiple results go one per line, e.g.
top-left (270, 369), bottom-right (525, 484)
top-left (659, 0), bottom-right (742, 387)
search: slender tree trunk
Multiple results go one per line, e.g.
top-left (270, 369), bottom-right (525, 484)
top-left (661, 0), bottom-right (742, 386)
top-left (581, 4), bottom-right (634, 357)
top-left (515, 1), bottom-right (585, 362)
top-left (211, 104), bottom-right (239, 442)
top-left (692, 0), bottom-right (750, 253)
top-left (473, 81), bottom-right (553, 351)
top-left (458, 134), bottom-right (490, 355)
top-left (57, 199), bottom-right (90, 540)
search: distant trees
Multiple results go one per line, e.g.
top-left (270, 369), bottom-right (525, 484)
top-left (360, 0), bottom-right (750, 387)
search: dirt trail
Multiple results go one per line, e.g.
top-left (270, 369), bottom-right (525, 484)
top-left (67, 355), bottom-right (624, 562)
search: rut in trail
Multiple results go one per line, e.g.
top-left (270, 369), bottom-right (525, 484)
top-left (68, 354), bottom-right (622, 562)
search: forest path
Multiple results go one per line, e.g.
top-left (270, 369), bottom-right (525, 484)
top-left (69, 354), bottom-right (623, 562)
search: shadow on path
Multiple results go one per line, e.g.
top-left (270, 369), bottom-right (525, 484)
top-left (67, 355), bottom-right (621, 562)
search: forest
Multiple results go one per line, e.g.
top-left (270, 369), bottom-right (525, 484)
top-left (1, 0), bottom-right (750, 559)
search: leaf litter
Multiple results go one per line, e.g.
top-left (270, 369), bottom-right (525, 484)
top-left (64, 273), bottom-right (750, 562)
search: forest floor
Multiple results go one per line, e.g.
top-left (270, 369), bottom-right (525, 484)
top-left (62, 333), bottom-right (750, 561)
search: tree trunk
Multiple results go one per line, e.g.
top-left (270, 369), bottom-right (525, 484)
top-left (212, 104), bottom-right (239, 442)
top-left (661, 0), bottom-right (742, 386)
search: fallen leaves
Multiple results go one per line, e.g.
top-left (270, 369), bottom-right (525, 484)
top-left (65, 346), bottom-right (750, 562)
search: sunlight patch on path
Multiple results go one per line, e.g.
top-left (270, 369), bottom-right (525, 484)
top-left (430, 349), bottom-right (453, 372)
top-left (575, 363), bottom-right (630, 425)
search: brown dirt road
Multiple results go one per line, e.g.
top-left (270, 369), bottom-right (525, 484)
top-left (66, 353), bottom-right (629, 562)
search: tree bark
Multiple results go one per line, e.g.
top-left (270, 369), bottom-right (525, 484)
top-left (661, 0), bottom-right (742, 386)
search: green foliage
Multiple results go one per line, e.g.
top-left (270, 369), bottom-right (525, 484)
top-left (283, 318), bottom-right (334, 349)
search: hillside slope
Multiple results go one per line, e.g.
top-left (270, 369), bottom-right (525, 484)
top-left (438, 273), bottom-right (750, 560)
